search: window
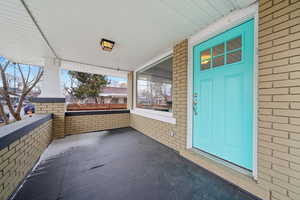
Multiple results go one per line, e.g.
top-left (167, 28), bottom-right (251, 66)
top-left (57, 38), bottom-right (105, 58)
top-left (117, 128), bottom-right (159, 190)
top-left (136, 56), bottom-right (172, 112)
top-left (200, 35), bottom-right (242, 70)
top-left (61, 69), bottom-right (128, 111)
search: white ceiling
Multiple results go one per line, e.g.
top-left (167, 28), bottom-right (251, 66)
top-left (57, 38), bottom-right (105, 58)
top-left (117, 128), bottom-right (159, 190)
top-left (0, 0), bottom-right (255, 73)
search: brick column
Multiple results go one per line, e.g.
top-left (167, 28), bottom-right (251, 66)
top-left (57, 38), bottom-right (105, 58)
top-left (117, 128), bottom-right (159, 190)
top-left (32, 98), bottom-right (66, 138)
top-left (258, 0), bottom-right (300, 200)
top-left (173, 39), bottom-right (188, 150)
top-left (127, 71), bottom-right (134, 110)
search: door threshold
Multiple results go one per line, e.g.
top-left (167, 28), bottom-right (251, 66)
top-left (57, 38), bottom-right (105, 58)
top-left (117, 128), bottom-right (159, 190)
top-left (190, 148), bottom-right (253, 177)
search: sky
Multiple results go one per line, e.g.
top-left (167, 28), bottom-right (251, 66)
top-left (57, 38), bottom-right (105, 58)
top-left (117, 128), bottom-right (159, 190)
top-left (60, 69), bottom-right (127, 88)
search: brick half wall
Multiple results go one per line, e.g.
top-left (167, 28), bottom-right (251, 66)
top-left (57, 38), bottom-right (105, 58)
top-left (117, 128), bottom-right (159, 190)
top-left (0, 115), bottom-right (52, 200)
top-left (65, 110), bottom-right (130, 135)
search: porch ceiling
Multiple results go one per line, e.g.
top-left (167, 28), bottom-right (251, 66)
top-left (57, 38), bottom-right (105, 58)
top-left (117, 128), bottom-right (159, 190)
top-left (0, 0), bottom-right (255, 71)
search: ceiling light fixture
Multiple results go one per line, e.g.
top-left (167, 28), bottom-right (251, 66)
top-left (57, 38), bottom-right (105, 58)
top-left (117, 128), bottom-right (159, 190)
top-left (100, 38), bottom-right (115, 52)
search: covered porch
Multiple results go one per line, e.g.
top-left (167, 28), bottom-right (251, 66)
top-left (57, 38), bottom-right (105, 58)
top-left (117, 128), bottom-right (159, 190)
top-left (1, 0), bottom-right (300, 200)
top-left (12, 128), bottom-right (258, 200)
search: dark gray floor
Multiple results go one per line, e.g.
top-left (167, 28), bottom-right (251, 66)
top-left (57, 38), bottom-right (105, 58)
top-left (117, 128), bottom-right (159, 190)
top-left (12, 128), bottom-right (260, 200)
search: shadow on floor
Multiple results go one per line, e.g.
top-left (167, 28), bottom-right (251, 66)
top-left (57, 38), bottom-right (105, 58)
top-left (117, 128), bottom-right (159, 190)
top-left (11, 128), bottom-right (261, 200)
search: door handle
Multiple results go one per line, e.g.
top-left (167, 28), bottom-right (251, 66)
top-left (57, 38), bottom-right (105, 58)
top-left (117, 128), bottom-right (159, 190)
top-left (193, 102), bottom-right (198, 115)
top-left (193, 93), bottom-right (198, 115)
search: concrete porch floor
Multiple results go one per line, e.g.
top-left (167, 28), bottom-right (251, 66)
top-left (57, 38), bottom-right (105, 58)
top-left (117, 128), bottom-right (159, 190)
top-left (11, 128), bottom-right (260, 200)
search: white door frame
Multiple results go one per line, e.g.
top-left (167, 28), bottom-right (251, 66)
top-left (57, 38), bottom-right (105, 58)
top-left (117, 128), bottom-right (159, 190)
top-left (186, 3), bottom-right (259, 179)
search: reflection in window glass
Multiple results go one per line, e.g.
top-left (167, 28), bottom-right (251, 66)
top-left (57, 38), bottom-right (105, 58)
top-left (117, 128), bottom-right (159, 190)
top-left (227, 36), bottom-right (242, 51)
top-left (136, 57), bottom-right (172, 112)
top-left (227, 50), bottom-right (242, 64)
top-left (201, 49), bottom-right (211, 70)
top-left (201, 49), bottom-right (211, 61)
top-left (213, 56), bottom-right (224, 67)
top-left (213, 43), bottom-right (224, 56)
top-left (201, 59), bottom-right (211, 70)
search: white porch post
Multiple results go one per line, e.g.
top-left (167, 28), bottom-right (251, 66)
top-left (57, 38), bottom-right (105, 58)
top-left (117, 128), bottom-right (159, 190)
top-left (33, 57), bottom-right (66, 138)
top-left (40, 58), bottom-right (63, 98)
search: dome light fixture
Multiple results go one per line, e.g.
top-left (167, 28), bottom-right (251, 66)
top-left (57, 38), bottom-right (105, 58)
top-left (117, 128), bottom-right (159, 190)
top-left (100, 38), bottom-right (115, 52)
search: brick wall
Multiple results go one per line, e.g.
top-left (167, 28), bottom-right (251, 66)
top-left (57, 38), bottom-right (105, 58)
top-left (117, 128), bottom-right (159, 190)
top-left (65, 113), bottom-right (130, 135)
top-left (130, 40), bottom-right (188, 151)
top-left (34, 102), bottom-right (65, 138)
top-left (130, 114), bottom-right (176, 149)
top-left (0, 120), bottom-right (52, 200)
top-left (173, 40), bottom-right (188, 150)
top-left (258, 0), bottom-right (300, 199)
top-left (127, 72), bottom-right (134, 110)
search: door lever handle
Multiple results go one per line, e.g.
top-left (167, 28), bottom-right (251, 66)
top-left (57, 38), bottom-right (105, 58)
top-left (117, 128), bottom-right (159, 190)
top-left (193, 101), bottom-right (198, 115)
top-left (193, 93), bottom-right (198, 115)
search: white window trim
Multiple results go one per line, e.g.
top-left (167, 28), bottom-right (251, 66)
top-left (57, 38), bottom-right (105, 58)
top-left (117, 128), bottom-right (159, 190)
top-left (132, 49), bottom-right (176, 125)
top-left (186, 3), bottom-right (259, 180)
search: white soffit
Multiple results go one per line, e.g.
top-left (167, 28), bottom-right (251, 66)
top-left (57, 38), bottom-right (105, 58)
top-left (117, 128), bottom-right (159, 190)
top-left (0, 0), bottom-right (256, 71)
top-left (60, 60), bottom-right (127, 78)
top-left (0, 0), bottom-right (53, 66)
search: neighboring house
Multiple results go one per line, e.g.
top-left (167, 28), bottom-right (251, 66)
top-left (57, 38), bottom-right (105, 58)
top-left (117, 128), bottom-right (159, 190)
top-left (66, 86), bottom-right (127, 104)
top-left (99, 87), bottom-right (127, 104)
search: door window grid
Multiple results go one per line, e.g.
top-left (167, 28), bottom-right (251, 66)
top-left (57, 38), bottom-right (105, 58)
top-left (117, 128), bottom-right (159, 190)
top-left (200, 35), bottom-right (242, 70)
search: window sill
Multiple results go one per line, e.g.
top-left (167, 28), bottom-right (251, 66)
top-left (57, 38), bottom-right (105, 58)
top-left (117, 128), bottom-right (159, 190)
top-left (131, 108), bottom-right (176, 124)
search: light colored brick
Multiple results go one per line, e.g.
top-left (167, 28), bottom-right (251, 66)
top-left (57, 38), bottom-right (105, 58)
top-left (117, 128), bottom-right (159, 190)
top-left (259, 115), bottom-right (289, 123)
top-left (259, 81), bottom-right (273, 88)
top-left (273, 95), bottom-right (300, 102)
top-left (291, 24), bottom-right (300, 33)
top-left (291, 8), bottom-right (300, 18)
top-left (259, 54), bottom-right (273, 63)
top-left (273, 151), bottom-right (300, 164)
top-left (273, 1), bottom-right (300, 18)
top-left (259, 108), bottom-right (273, 115)
top-left (259, 73), bottom-right (288, 82)
top-left (290, 117), bottom-right (300, 125)
top-left (259, 140), bottom-right (289, 152)
top-left (259, 102), bottom-right (289, 109)
top-left (291, 102), bottom-right (300, 109)
top-left (290, 71), bottom-right (300, 79)
top-left (259, 128), bottom-right (289, 139)
top-left (259, 88), bottom-right (289, 95)
top-left (66, 114), bottom-right (130, 135)
top-left (274, 48), bottom-right (300, 59)
top-left (260, 29), bottom-right (289, 44)
top-left (273, 63), bottom-right (300, 73)
top-left (291, 40), bottom-right (300, 48)
top-left (290, 87), bottom-right (300, 94)
top-left (273, 79), bottom-right (300, 87)
top-left (260, 58), bottom-right (289, 69)
top-left (273, 137), bottom-right (300, 147)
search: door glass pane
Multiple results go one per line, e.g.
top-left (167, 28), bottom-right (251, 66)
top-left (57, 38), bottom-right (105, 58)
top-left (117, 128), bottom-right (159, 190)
top-left (201, 59), bottom-right (211, 70)
top-left (213, 43), bottom-right (224, 56)
top-left (212, 56), bottom-right (224, 67)
top-left (201, 48), bottom-right (211, 70)
top-left (201, 49), bottom-right (211, 61)
top-left (227, 36), bottom-right (241, 51)
top-left (227, 50), bottom-right (241, 64)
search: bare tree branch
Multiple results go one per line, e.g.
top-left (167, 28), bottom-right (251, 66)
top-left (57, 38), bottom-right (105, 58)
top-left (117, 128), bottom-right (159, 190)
top-left (17, 64), bottom-right (26, 88)
top-left (25, 65), bottom-right (31, 85)
top-left (1, 61), bottom-right (10, 71)
top-left (0, 88), bottom-right (19, 96)
top-left (0, 62), bottom-right (44, 122)
top-left (0, 61), bottom-right (16, 118)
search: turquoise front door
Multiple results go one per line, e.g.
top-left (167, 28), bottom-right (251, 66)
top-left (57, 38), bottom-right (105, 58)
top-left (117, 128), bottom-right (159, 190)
top-left (192, 19), bottom-right (254, 170)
